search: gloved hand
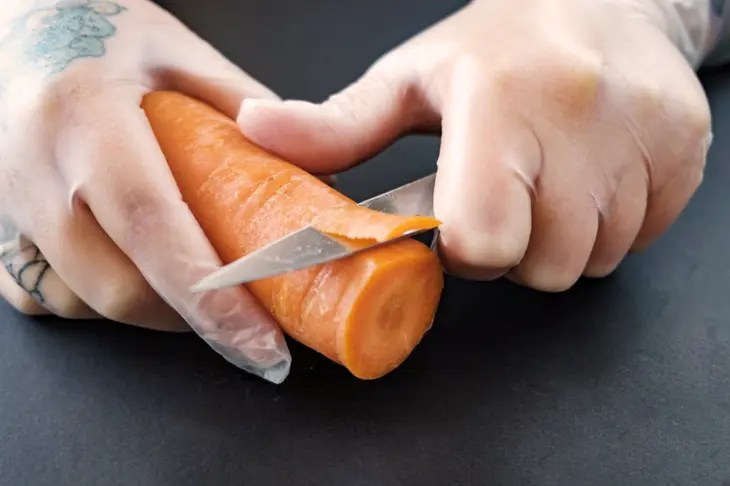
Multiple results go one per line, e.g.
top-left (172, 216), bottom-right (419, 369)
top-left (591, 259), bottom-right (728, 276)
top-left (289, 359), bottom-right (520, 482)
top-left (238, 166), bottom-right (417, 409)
top-left (237, 0), bottom-right (714, 291)
top-left (0, 0), bottom-right (291, 383)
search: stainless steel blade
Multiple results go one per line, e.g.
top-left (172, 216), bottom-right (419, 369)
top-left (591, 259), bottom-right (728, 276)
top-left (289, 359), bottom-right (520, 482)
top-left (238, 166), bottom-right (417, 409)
top-left (359, 172), bottom-right (436, 217)
top-left (192, 227), bottom-right (349, 292)
top-left (191, 172), bottom-right (437, 292)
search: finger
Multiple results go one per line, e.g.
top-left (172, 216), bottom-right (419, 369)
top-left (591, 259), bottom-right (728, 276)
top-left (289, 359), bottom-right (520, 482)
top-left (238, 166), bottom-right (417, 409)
top-left (431, 79), bottom-right (540, 280)
top-left (148, 21), bottom-right (280, 120)
top-left (317, 174), bottom-right (337, 187)
top-left (0, 224), bottom-right (50, 315)
top-left (584, 162), bottom-right (649, 277)
top-left (60, 89), bottom-right (291, 383)
top-left (0, 269), bottom-right (48, 316)
top-left (236, 65), bottom-right (426, 175)
top-left (0, 235), bottom-right (98, 319)
top-left (622, 60), bottom-right (712, 252)
top-left (503, 123), bottom-right (600, 291)
top-left (507, 176), bottom-right (599, 292)
top-left (23, 184), bottom-right (188, 332)
top-left (631, 135), bottom-right (709, 252)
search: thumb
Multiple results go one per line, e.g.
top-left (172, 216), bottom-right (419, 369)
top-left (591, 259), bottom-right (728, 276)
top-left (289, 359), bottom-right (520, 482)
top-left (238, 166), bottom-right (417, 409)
top-left (237, 69), bottom-right (426, 174)
top-left (149, 23), bottom-right (280, 119)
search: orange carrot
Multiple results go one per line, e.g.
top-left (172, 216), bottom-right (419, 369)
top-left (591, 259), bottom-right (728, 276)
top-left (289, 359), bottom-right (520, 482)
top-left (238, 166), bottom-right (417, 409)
top-left (141, 91), bottom-right (444, 379)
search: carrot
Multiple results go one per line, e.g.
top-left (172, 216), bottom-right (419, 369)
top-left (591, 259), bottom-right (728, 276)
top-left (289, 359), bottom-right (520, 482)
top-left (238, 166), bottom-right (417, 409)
top-left (141, 91), bottom-right (444, 380)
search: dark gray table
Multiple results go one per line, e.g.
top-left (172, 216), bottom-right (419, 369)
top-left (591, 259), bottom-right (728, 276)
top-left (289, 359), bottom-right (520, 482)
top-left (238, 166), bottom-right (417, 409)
top-left (2, 1), bottom-right (730, 485)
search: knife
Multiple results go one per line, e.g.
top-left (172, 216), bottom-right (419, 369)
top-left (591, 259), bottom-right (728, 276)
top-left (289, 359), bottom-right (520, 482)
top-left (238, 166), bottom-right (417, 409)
top-left (191, 172), bottom-right (438, 292)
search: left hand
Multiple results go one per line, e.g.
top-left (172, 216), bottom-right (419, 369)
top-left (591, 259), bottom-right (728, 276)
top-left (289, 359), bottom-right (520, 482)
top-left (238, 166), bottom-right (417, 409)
top-left (235, 0), bottom-right (712, 291)
top-left (0, 0), bottom-right (292, 382)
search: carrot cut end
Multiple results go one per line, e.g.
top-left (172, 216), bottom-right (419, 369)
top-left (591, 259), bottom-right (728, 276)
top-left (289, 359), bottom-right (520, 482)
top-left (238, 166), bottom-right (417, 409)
top-left (335, 239), bottom-right (444, 380)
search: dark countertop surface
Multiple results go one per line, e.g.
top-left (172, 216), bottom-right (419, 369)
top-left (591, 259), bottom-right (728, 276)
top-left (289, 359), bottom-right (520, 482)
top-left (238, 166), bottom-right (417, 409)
top-left (2, 1), bottom-right (730, 485)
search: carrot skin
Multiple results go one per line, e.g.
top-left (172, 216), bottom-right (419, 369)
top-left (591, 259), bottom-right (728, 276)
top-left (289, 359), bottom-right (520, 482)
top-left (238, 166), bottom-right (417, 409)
top-left (141, 91), bottom-right (444, 379)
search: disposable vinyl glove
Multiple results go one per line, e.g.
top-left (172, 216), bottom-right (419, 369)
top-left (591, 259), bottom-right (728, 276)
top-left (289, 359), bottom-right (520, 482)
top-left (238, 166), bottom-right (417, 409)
top-left (0, 0), bottom-right (290, 383)
top-left (237, 0), bottom-right (715, 291)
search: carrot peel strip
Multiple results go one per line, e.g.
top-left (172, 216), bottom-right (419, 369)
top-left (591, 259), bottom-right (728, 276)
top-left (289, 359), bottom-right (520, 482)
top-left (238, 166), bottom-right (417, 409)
top-left (310, 205), bottom-right (441, 242)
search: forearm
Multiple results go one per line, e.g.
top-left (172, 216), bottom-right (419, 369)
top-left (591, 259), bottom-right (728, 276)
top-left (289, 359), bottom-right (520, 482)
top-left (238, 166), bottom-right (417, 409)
top-left (600, 0), bottom-right (728, 68)
top-left (646, 0), bottom-right (730, 68)
top-left (697, 0), bottom-right (730, 66)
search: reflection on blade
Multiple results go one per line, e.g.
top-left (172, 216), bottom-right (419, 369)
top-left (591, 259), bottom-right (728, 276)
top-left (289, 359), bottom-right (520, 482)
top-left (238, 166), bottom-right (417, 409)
top-left (191, 172), bottom-right (438, 292)
top-left (192, 226), bottom-right (350, 292)
top-left (359, 172), bottom-right (436, 217)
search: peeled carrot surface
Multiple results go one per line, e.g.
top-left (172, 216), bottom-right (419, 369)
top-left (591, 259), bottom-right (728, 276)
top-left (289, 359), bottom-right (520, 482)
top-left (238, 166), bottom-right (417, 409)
top-left (141, 91), bottom-right (444, 379)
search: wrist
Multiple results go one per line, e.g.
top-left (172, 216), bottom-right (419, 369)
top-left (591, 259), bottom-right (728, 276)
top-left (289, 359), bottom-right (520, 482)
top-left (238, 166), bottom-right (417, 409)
top-left (618, 0), bottom-right (723, 68)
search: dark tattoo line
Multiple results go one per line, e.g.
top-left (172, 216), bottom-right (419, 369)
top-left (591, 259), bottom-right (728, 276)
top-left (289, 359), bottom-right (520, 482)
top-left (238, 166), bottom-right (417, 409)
top-left (4, 243), bottom-right (51, 305)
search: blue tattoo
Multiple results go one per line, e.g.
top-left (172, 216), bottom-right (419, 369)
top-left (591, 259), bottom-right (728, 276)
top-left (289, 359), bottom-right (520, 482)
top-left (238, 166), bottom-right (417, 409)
top-left (17, 0), bottom-right (126, 75)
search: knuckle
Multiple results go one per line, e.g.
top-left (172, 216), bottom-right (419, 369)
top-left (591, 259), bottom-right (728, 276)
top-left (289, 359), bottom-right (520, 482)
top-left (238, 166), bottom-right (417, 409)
top-left (635, 84), bottom-right (666, 120)
top-left (680, 81), bottom-right (712, 130)
top-left (43, 73), bottom-right (105, 104)
top-left (4, 263), bottom-right (93, 319)
top-left (70, 266), bottom-right (185, 331)
top-left (17, 74), bottom-right (105, 134)
top-left (583, 260), bottom-right (619, 279)
top-left (111, 188), bottom-right (169, 250)
top-left (442, 229), bottom-right (527, 273)
top-left (326, 72), bottom-right (412, 120)
top-left (694, 166), bottom-right (705, 190)
top-left (47, 292), bottom-right (93, 319)
top-left (534, 49), bottom-right (602, 116)
top-left (325, 85), bottom-right (371, 123)
top-left (518, 266), bottom-right (581, 293)
top-left (655, 83), bottom-right (712, 167)
top-left (681, 161), bottom-right (706, 199)
top-left (90, 273), bottom-right (155, 323)
top-left (448, 45), bottom-right (602, 117)
top-left (447, 52), bottom-right (494, 91)
top-left (451, 51), bottom-right (490, 77)
top-left (686, 102), bottom-right (712, 148)
top-left (669, 94), bottom-right (713, 154)
top-left (36, 75), bottom-right (102, 115)
top-left (8, 292), bottom-right (47, 315)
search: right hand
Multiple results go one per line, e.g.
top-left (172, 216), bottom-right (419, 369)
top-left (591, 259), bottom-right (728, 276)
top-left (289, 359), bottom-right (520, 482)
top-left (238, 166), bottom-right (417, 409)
top-left (0, 0), bottom-right (292, 383)
top-left (237, 0), bottom-right (713, 291)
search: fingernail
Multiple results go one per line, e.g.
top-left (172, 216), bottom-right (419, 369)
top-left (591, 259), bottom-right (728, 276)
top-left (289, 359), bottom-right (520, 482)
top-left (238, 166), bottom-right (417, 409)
top-left (238, 97), bottom-right (284, 119)
top-left (238, 98), bottom-right (264, 119)
top-left (240, 97), bottom-right (261, 109)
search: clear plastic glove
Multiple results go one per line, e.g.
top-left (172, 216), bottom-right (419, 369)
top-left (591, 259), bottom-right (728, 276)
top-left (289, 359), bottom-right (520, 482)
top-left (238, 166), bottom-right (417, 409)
top-left (0, 0), bottom-right (291, 383)
top-left (237, 0), bottom-right (713, 291)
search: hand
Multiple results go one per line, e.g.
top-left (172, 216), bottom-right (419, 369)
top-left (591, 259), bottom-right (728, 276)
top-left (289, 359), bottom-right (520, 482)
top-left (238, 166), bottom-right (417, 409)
top-left (236, 0), bottom-right (712, 291)
top-left (0, 0), bottom-right (290, 383)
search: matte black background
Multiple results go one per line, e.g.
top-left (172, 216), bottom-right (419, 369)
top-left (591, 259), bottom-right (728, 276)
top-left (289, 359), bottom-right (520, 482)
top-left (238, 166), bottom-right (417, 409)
top-left (2, 1), bottom-right (730, 485)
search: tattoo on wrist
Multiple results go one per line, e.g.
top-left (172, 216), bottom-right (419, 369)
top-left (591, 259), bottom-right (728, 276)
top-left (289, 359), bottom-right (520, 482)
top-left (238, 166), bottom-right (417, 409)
top-left (3, 242), bottom-right (50, 305)
top-left (7, 0), bottom-right (126, 75)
